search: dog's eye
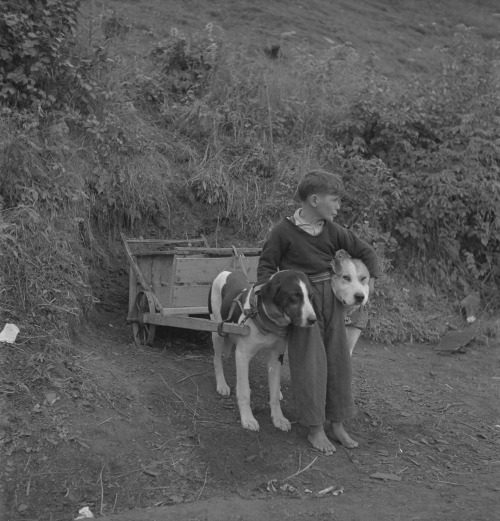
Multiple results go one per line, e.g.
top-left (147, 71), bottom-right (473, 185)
top-left (343, 275), bottom-right (351, 282)
top-left (360, 276), bottom-right (367, 282)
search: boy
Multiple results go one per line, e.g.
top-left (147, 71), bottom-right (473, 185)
top-left (256, 170), bottom-right (380, 454)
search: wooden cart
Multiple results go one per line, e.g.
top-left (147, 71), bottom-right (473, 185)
top-left (122, 235), bottom-right (261, 345)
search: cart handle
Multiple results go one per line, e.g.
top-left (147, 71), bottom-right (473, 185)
top-left (121, 232), bottom-right (163, 311)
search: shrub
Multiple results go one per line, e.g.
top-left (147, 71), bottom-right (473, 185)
top-left (331, 26), bottom-right (500, 303)
top-left (0, 0), bottom-right (94, 115)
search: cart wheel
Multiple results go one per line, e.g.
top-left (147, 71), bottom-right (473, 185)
top-left (130, 291), bottom-right (156, 346)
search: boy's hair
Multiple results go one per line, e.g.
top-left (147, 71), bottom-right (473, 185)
top-left (297, 170), bottom-right (345, 201)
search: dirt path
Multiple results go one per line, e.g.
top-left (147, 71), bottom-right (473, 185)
top-left (2, 307), bottom-right (498, 521)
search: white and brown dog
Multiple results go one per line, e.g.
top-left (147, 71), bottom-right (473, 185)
top-left (209, 270), bottom-right (316, 432)
top-left (330, 252), bottom-right (371, 356)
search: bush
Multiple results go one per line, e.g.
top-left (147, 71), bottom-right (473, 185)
top-left (331, 26), bottom-right (500, 303)
top-left (0, 0), bottom-right (97, 115)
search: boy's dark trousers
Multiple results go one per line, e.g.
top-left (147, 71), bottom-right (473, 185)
top-left (288, 280), bottom-right (357, 425)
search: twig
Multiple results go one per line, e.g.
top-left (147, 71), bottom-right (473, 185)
top-left (284, 456), bottom-right (318, 481)
top-left (454, 418), bottom-right (486, 433)
top-left (342, 446), bottom-right (360, 469)
top-left (112, 468), bottom-right (144, 479)
top-left (197, 466), bottom-right (209, 500)
top-left (126, 470), bottom-right (142, 492)
top-left (97, 417), bottom-right (114, 426)
top-left (112, 493), bottom-right (118, 514)
top-left (176, 370), bottom-right (209, 384)
top-left (101, 392), bottom-right (131, 419)
top-left (112, 461), bottom-right (171, 479)
top-left (156, 436), bottom-right (181, 450)
top-left (23, 456), bottom-right (31, 472)
top-left (437, 480), bottom-right (465, 486)
top-left (160, 376), bottom-right (198, 416)
top-left (98, 462), bottom-right (105, 516)
top-left (437, 402), bottom-right (466, 413)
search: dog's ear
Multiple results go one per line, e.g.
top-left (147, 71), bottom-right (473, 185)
top-left (332, 250), bottom-right (350, 275)
top-left (335, 249), bottom-right (351, 260)
top-left (260, 274), bottom-right (282, 304)
top-left (331, 257), bottom-right (344, 275)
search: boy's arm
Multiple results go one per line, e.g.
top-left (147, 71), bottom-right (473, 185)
top-left (256, 222), bottom-right (287, 285)
top-left (334, 224), bottom-right (381, 279)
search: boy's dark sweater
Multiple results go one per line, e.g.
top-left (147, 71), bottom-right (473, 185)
top-left (257, 217), bottom-right (381, 285)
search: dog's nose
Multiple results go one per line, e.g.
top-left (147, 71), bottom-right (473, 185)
top-left (354, 293), bottom-right (365, 303)
top-left (307, 316), bottom-right (317, 326)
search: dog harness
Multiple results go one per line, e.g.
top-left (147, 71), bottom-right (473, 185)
top-left (220, 287), bottom-right (288, 338)
top-left (344, 305), bottom-right (369, 330)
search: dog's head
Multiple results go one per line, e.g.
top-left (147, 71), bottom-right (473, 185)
top-left (331, 252), bottom-right (370, 310)
top-left (260, 270), bottom-right (317, 327)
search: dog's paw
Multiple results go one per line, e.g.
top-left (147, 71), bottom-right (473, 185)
top-left (272, 415), bottom-right (291, 432)
top-left (241, 416), bottom-right (260, 431)
top-left (216, 383), bottom-right (231, 397)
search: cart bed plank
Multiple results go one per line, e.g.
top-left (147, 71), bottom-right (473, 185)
top-left (175, 256), bottom-right (259, 285)
top-left (161, 306), bottom-right (209, 316)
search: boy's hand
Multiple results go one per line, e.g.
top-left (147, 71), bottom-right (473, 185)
top-left (369, 279), bottom-right (375, 297)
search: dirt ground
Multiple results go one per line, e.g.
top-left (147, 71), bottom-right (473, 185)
top-left (1, 295), bottom-right (499, 521)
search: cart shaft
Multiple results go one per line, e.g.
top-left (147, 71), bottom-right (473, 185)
top-left (143, 313), bottom-right (250, 336)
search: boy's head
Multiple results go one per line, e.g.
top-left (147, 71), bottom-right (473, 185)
top-left (297, 170), bottom-right (345, 201)
top-left (296, 170), bottom-right (345, 223)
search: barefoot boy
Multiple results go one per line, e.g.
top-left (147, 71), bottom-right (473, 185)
top-left (256, 170), bottom-right (380, 454)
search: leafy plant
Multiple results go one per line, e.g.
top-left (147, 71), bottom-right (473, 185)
top-left (0, 0), bottom-right (100, 117)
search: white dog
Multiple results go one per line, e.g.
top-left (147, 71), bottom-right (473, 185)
top-left (330, 253), bottom-right (371, 355)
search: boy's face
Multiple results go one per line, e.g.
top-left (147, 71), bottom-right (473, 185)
top-left (310, 193), bottom-right (341, 222)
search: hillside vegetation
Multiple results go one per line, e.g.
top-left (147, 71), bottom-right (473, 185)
top-left (1, 0), bottom-right (499, 349)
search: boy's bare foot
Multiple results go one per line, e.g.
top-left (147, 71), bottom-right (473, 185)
top-left (327, 421), bottom-right (358, 448)
top-left (307, 424), bottom-right (336, 454)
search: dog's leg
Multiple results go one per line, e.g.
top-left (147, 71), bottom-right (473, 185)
top-left (346, 327), bottom-right (362, 357)
top-left (235, 343), bottom-right (260, 431)
top-left (212, 332), bottom-right (231, 397)
top-left (267, 350), bottom-right (291, 431)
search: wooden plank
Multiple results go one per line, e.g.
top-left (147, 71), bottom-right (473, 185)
top-left (126, 238), bottom-right (206, 245)
top-left (151, 255), bottom-right (162, 305)
top-left (173, 247), bottom-right (261, 255)
top-left (134, 248), bottom-right (261, 257)
top-left (128, 264), bottom-right (138, 315)
top-left (143, 313), bottom-right (250, 336)
top-left (136, 255), bottom-right (153, 287)
top-left (172, 285), bottom-right (211, 308)
top-left (161, 306), bottom-right (209, 316)
top-left (159, 254), bottom-right (175, 308)
top-left (174, 256), bottom-right (259, 284)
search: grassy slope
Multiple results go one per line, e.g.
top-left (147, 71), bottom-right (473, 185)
top-left (104, 0), bottom-right (499, 75)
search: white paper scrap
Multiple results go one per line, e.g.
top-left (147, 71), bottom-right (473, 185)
top-left (0, 324), bottom-right (20, 344)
